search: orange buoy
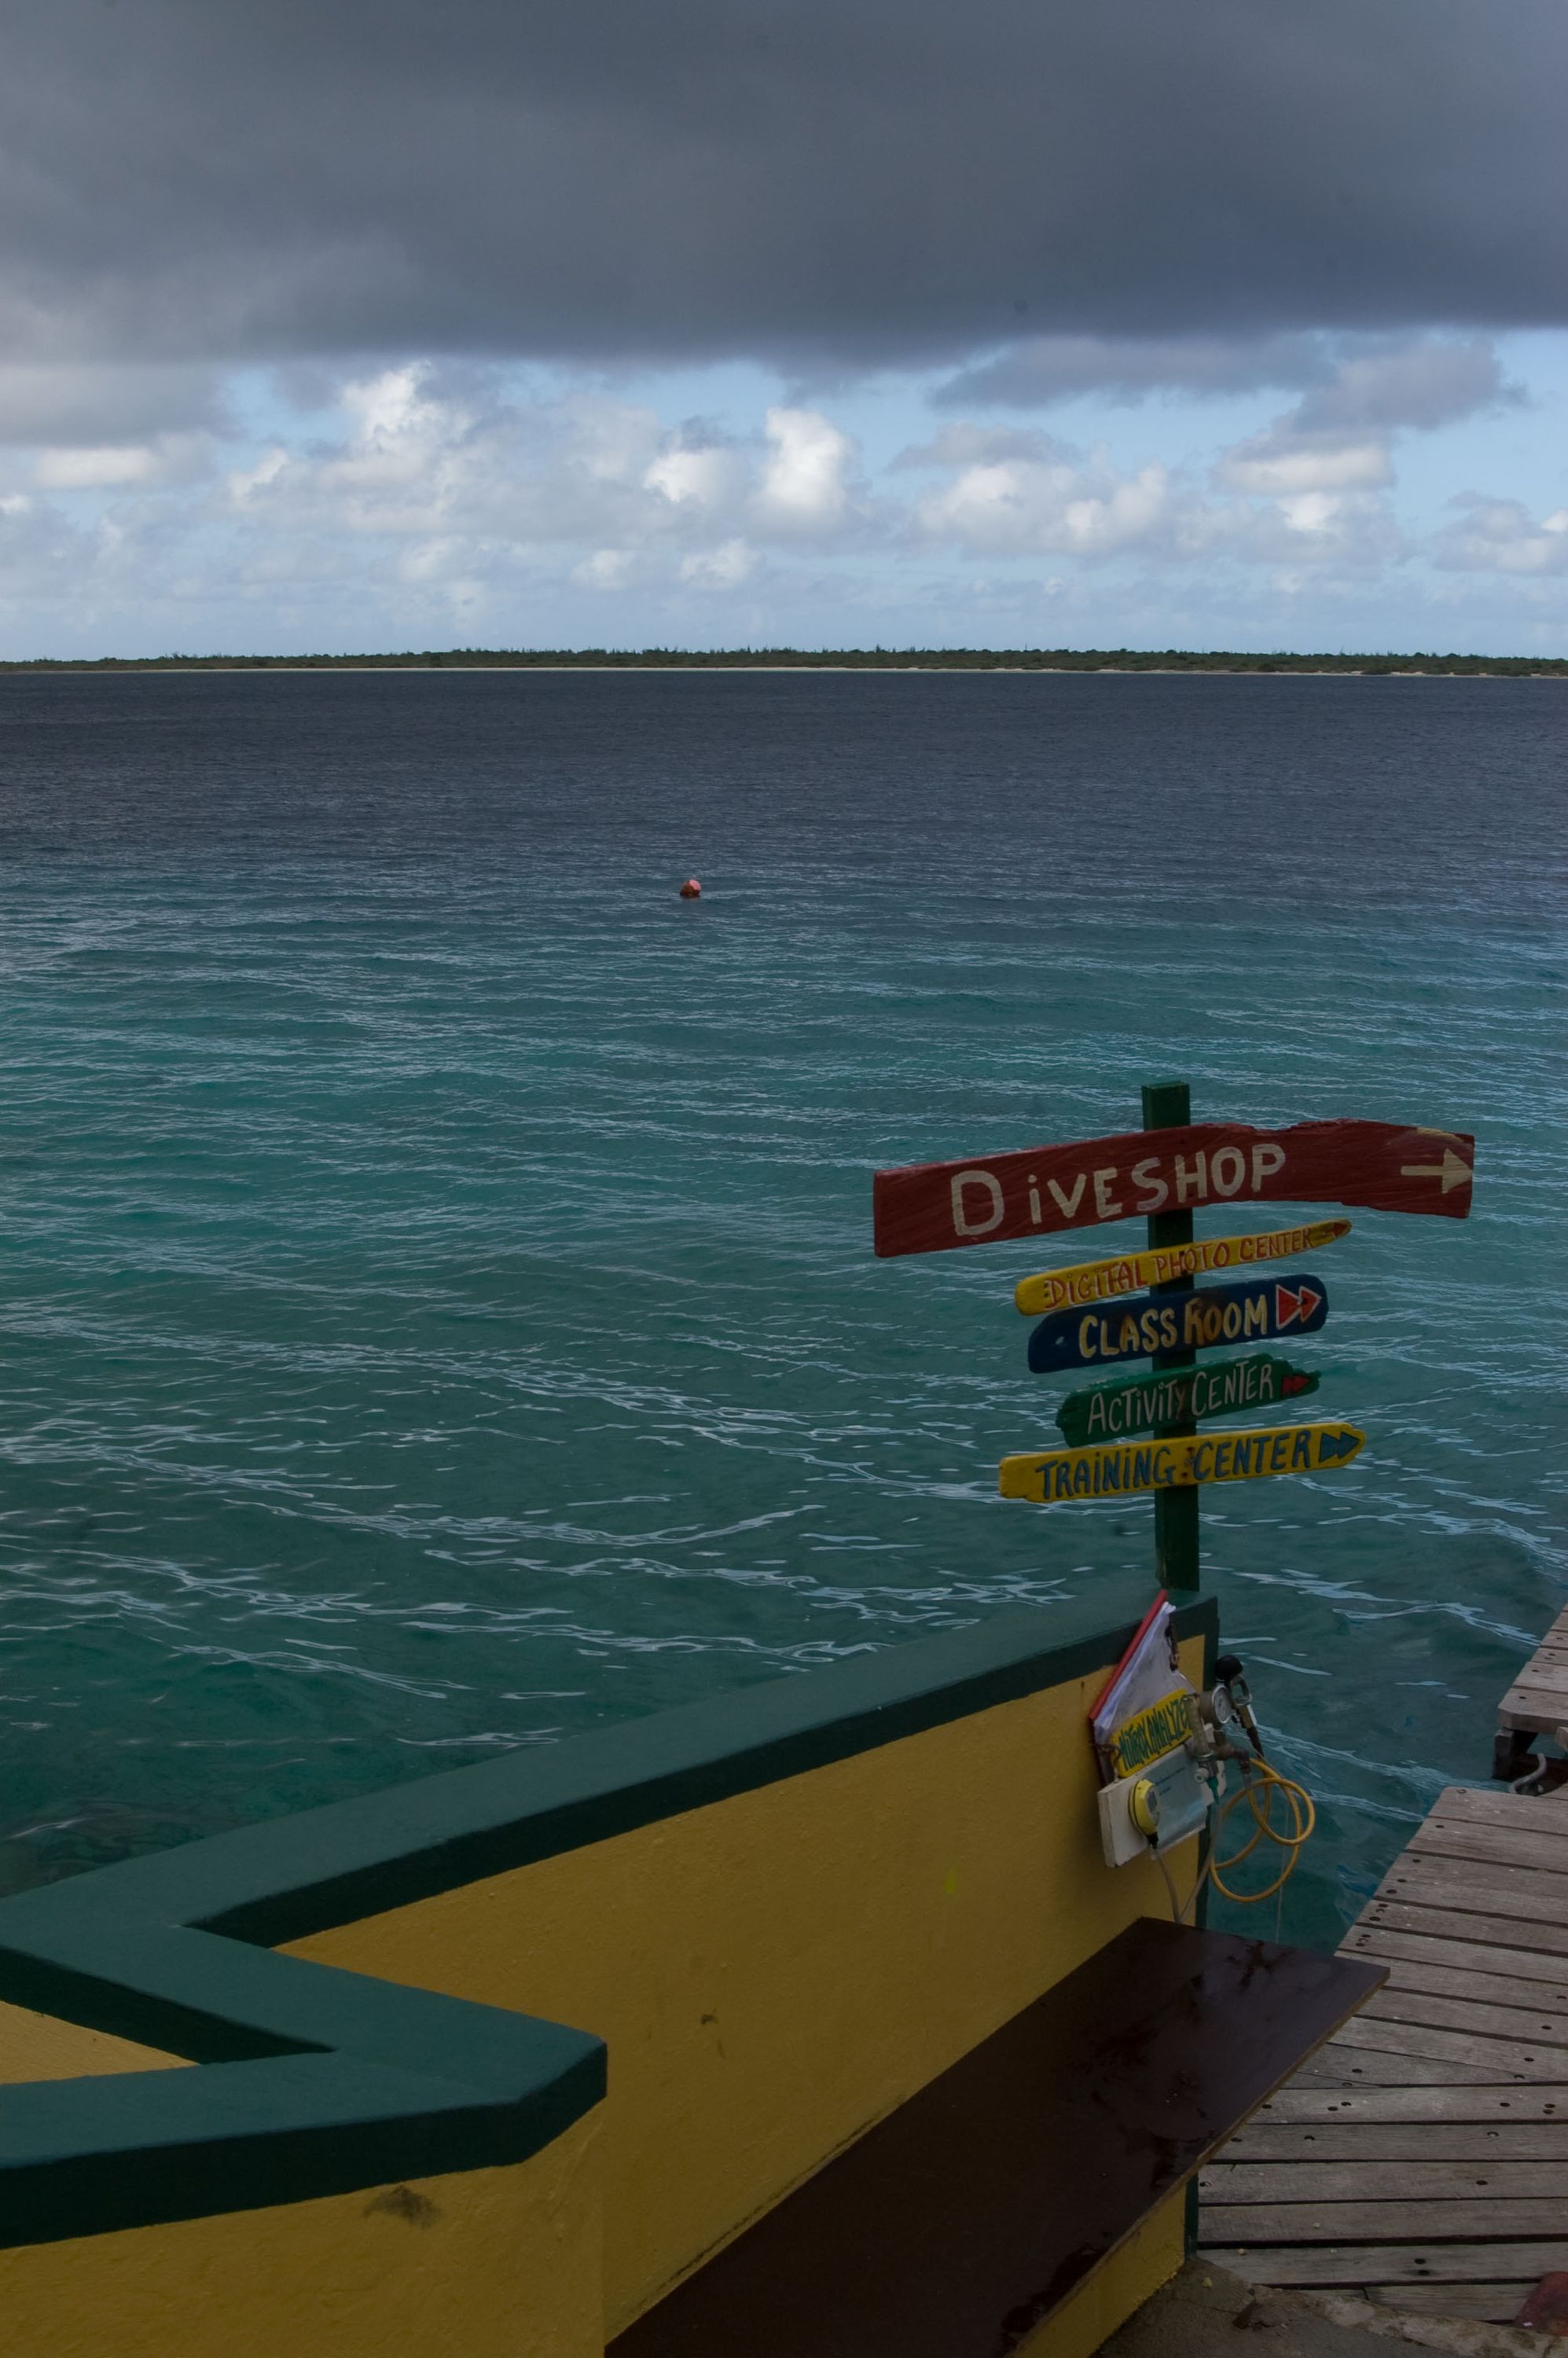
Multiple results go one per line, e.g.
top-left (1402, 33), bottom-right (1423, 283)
top-left (678, 877), bottom-right (702, 899)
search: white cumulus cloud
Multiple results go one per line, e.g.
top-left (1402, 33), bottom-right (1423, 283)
top-left (1218, 439), bottom-right (1393, 497)
top-left (755, 407), bottom-right (858, 535)
top-left (1434, 495), bottom-right (1568, 575)
top-left (678, 538), bottom-right (757, 589)
top-left (915, 441), bottom-right (1177, 560)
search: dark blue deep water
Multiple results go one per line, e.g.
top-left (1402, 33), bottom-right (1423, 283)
top-left (0, 667), bottom-right (1562, 1945)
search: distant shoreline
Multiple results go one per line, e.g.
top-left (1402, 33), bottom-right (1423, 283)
top-left (2, 648), bottom-right (1564, 679)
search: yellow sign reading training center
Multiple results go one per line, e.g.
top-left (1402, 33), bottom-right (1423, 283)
top-left (999, 1420), bottom-right (1366, 1505)
top-left (1012, 1218), bottom-right (1350, 1317)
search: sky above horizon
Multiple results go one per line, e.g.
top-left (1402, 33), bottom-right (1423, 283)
top-left (2, 0), bottom-right (1566, 659)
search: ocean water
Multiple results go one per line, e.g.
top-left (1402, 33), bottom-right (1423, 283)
top-left (0, 667), bottom-right (1562, 1947)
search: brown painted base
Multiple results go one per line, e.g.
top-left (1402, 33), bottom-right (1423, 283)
top-left (611, 1919), bottom-right (1383, 2358)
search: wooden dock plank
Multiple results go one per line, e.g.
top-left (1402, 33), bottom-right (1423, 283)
top-left (1375, 1858), bottom-right (1568, 1931)
top-left (1500, 1698), bottom-right (1568, 1733)
top-left (1250, 2086), bottom-right (1568, 2122)
top-left (1359, 1987), bottom-right (1568, 2046)
top-left (1500, 1684), bottom-right (1568, 1718)
top-left (1358, 1895), bottom-right (1568, 1959)
top-left (1201, 2199), bottom-right (1568, 2242)
top-left (1340, 1923), bottom-right (1568, 1992)
top-left (1341, 1945), bottom-right (1568, 2013)
top-left (1325, 2015), bottom-right (1553, 2077)
top-left (1368, 2286), bottom-right (1535, 2322)
top-left (1507, 1688), bottom-right (1568, 1717)
top-left (1218, 2124), bottom-right (1568, 2161)
top-left (1381, 1849), bottom-right (1568, 1901)
top-left (1201, 1638), bottom-right (1568, 2310)
top-left (1505, 1711), bottom-right (1568, 1733)
top-left (1408, 1820), bottom-right (1568, 1879)
top-left (1199, 2162), bottom-right (1551, 2202)
top-left (1287, 2047), bottom-right (1521, 2087)
top-left (1430, 1787), bottom-right (1568, 1826)
top-left (1499, 1665), bottom-right (1568, 1698)
top-left (1205, 2243), bottom-right (1568, 2288)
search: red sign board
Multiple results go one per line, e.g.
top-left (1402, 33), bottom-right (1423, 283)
top-left (872, 1118), bottom-right (1473, 1259)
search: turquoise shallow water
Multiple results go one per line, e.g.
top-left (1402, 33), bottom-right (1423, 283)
top-left (0, 667), bottom-right (1562, 1945)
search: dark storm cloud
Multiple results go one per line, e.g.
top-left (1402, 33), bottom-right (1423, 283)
top-left (935, 336), bottom-right (1339, 410)
top-left (935, 330), bottom-right (1518, 420)
top-left (0, 364), bottom-right (230, 445)
top-left (2, 0), bottom-right (1564, 372)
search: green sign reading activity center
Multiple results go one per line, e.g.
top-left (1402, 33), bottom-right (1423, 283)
top-left (1054, 1352), bottom-right (1319, 1449)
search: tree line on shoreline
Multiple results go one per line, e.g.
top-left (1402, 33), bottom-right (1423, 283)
top-left (2, 647), bottom-right (1563, 676)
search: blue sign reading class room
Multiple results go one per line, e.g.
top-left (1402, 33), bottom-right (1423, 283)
top-left (1026, 1273), bottom-right (1329, 1375)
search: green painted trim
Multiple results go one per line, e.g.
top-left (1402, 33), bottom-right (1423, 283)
top-left (73, 1585), bottom-right (1217, 1948)
top-left (0, 1588), bottom-right (1216, 2250)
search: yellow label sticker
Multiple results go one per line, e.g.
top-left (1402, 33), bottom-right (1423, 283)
top-left (1107, 1689), bottom-right (1194, 1779)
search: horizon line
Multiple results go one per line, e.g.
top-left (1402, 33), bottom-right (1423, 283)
top-left (2, 645), bottom-right (1564, 677)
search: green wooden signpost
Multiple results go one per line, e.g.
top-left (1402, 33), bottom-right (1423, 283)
top-left (1055, 1353), bottom-right (1319, 1449)
top-left (874, 1074), bottom-right (1474, 1596)
top-left (1143, 1081), bottom-right (1201, 1590)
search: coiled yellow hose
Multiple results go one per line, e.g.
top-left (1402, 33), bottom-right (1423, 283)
top-left (1206, 1758), bottom-right (1316, 1904)
top-left (1154, 1756), bottom-right (1316, 1924)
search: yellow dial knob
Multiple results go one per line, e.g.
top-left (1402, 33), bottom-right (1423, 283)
top-left (1129, 1779), bottom-right (1161, 1840)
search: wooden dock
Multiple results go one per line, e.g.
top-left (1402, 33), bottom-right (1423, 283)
top-left (1198, 1603), bottom-right (1568, 2325)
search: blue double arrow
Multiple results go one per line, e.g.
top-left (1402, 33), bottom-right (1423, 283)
top-left (1315, 1426), bottom-right (1361, 1464)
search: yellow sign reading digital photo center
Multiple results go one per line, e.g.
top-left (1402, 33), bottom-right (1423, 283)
top-left (998, 1420), bottom-right (1366, 1505)
top-left (1012, 1218), bottom-right (1350, 1316)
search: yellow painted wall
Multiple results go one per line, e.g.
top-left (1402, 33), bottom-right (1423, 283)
top-left (290, 1636), bottom-right (1204, 2334)
top-left (1022, 2188), bottom-right (1187, 2358)
top-left (0, 1996), bottom-right (185, 2083)
top-left (0, 2106), bottom-right (603, 2358)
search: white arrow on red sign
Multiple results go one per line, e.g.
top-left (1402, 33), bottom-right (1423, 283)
top-left (1399, 1147), bottom-right (1471, 1195)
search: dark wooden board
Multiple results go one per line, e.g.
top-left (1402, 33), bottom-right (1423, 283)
top-left (609, 1922), bottom-right (1382, 2358)
top-left (1026, 1276), bottom-right (1327, 1374)
top-left (873, 1118), bottom-right (1474, 1258)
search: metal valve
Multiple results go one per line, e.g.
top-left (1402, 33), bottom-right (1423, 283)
top-left (1215, 1654), bottom-right (1266, 1758)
